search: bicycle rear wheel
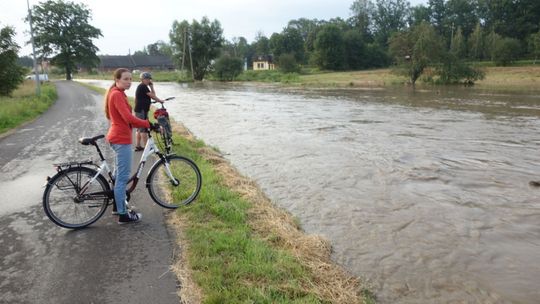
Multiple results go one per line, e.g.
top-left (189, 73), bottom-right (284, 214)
top-left (146, 155), bottom-right (202, 208)
top-left (43, 166), bottom-right (110, 229)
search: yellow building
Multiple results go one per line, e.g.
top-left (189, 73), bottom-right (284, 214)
top-left (252, 55), bottom-right (275, 70)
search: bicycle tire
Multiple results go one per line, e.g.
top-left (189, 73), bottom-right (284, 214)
top-left (43, 166), bottom-right (110, 229)
top-left (146, 155), bottom-right (202, 208)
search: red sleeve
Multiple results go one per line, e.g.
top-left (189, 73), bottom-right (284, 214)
top-left (111, 92), bottom-right (150, 128)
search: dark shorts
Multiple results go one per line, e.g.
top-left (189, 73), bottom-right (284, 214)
top-left (135, 111), bottom-right (149, 133)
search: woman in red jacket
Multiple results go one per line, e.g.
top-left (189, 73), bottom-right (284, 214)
top-left (105, 68), bottom-right (153, 224)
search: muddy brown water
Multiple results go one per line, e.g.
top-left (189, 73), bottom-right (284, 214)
top-left (83, 80), bottom-right (540, 303)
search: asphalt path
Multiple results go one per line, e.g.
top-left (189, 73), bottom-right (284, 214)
top-left (0, 81), bottom-right (179, 304)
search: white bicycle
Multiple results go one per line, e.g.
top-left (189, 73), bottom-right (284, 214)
top-left (42, 121), bottom-right (202, 229)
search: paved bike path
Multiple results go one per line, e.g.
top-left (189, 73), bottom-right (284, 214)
top-left (0, 81), bottom-right (179, 304)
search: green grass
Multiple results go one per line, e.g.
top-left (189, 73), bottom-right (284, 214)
top-left (168, 135), bottom-right (340, 304)
top-left (0, 81), bottom-right (57, 134)
top-left (235, 70), bottom-right (301, 83)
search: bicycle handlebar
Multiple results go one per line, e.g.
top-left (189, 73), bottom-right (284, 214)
top-left (152, 97), bottom-right (175, 104)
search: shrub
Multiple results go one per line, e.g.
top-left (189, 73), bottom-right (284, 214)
top-left (213, 54), bottom-right (243, 81)
top-left (278, 53), bottom-right (300, 73)
top-left (493, 38), bottom-right (522, 66)
top-left (0, 26), bottom-right (25, 96)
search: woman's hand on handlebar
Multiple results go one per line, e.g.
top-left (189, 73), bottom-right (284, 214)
top-left (150, 122), bottom-right (161, 132)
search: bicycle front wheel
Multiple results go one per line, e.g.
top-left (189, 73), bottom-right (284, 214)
top-left (146, 155), bottom-right (202, 208)
top-left (43, 166), bottom-right (110, 229)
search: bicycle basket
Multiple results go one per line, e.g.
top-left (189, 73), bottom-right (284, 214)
top-left (153, 108), bottom-right (169, 120)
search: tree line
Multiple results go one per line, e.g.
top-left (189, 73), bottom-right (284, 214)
top-left (138, 0), bottom-right (540, 83)
top-left (2, 0), bottom-right (540, 94)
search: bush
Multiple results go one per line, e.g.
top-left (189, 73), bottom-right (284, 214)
top-left (0, 26), bottom-right (25, 96)
top-left (278, 53), bottom-right (300, 73)
top-left (493, 38), bottom-right (522, 66)
top-left (436, 54), bottom-right (485, 84)
top-left (213, 54), bottom-right (243, 81)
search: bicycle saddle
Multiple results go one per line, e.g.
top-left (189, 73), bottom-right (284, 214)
top-left (79, 134), bottom-right (105, 146)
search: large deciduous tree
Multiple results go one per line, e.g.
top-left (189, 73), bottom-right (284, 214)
top-left (389, 22), bottom-right (443, 85)
top-left (0, 26), bottom-right (25, 96)
top-left (170, 17), bottom-right (224, 80)
top-left (529, 31), bottom-right (540, 64)
top-left (372, 0), bottom-right (410, 45)
top-left (30, 0), bottom-right (102, 80)
top-left (313, 24), bottom-right (346, 70)
top-left (350, 0), bottom-right (376, 40)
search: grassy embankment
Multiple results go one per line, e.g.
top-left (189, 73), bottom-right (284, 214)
top-left (0, 81), bottom-right (57, 135)
top-left (73, 63), bottom-right (540, 91)
top-left (81, 82), bottom-right (373, 304)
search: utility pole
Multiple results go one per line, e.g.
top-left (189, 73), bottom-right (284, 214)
top-left (181, 28), bottom-right (186, 76)
top-left (188, 31), bottom-right (194, 81)
top-left (27, 0), bottom-right (41, 96)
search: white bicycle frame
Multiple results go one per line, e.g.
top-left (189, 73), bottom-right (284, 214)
top-left (85, 134), bottom-right (176, 196)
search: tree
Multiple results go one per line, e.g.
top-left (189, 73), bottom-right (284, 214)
top-left (372, 0), bottom-right (411, 46)
top-left (437, 53), bottom-right (485, 84)
top-left (253, 32), bottom-right (270, 55)
top-left (468, 23), bottom-right (484, 60)
top-left (287, 18), bottom-right (320, 60)
top-left (409, 5), bottom-right (431, 27)
top-left (389, 22), bottom-right (443, 85)
top-left (268, 32), bottom-right (284, 57)
top-left (213, 54), bottom-right (243, 81)
top-left (0, 26), bottom-right (25, 96)
top-left (529, 31), bottom-right (540, 64)
top-left (277, 53), bottom-right (300, 73)
top-left (479, 0), bottom-right (540, 42)
top-left (428, 0), bottom-right (447, 35)
top-left (493, 37), bottom-right (522, 66)
top-left (17, 56), bottom-right (34, 68)
top-left (343, 30), bottom-right (366, 69)
top-left (484, 29), bottom-right (502, 61)
top-left (364, 42), bottom-right (389, 68)
top-left (350, 0), bottom-right (376, 39)
top-left (170, 17), bottom-right (224, 80)
top-left (445, 0), bottom-right (479, 38)
top-left (450, 26), bottom-right (466, 58)
top-left (313, 24), bottom-right (346, 70)
top-left (30, 0), bottom-right (102, 80)
top-left (134, 41), bottom-right (173, 57)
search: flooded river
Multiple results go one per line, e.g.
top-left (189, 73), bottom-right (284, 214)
top-left (83, 80), bottom-right (540, 303)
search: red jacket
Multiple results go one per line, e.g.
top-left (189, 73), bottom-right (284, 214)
top-left (106, 86), bottom-right (150, 144)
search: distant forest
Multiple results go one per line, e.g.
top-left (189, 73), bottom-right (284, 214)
top-left (131, 0), bottom-right (540, 73)
top-left (19, 0), bottom-right (540, 76)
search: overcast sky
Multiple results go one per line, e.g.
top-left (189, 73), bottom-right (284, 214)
top-left (2, 0), bottom-right (426, 56)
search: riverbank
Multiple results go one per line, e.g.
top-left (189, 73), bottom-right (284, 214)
top-left (72, 65), bottom-right (540, 91)
top-left (293, 66), bottom-right (540, 90)
top-left (0, 81), bottom-right (57, 136)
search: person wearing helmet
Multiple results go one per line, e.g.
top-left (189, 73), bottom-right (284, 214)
top-left (134, 72), bottom-right (163, 151)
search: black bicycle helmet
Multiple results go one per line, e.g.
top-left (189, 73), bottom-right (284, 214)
top-left (140, 72), bottom-right (152, 79)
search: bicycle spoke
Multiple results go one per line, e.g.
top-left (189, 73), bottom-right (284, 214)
top-left (44, 167), bottom-right (109, 228)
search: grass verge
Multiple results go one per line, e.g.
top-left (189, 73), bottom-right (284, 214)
top-left (0, 81), bottom-right (57, 135)
top-left (166, 123), bottom-right (373, 304)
